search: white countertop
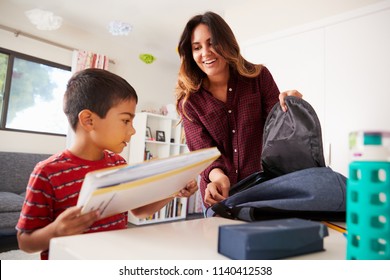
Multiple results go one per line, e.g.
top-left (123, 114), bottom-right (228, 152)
top-left (49, 217), bottom-right (346, 260)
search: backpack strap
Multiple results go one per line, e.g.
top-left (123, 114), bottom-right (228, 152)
top-left (229, 171), bottom-right (271, 196)
top-left (209, 203), bottom-right (235, 219)
top-left (210, 204), bottom-right (346, 222)
top-left (209, 203), bottom-right (256, 221)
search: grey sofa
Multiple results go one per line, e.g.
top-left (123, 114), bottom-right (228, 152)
top-left (0, 151), bottom-right (50, 251)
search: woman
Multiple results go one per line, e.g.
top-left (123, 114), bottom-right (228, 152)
top-left (176, 11), bottom-right (301, 207)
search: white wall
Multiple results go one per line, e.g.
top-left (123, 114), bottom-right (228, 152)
top-left (240, 1), bottom-right (390, 176)
top-left (225, 0), bottom-right (384, 42)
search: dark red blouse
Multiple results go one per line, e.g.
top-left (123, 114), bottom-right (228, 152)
top-left (179, 66), bottom-right (280, 203)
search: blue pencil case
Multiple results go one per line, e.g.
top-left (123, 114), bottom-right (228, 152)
top-left (218, 218), bottom-right (328, 259)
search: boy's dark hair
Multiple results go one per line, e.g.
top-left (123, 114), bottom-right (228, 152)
top-left (63, 68), bottom-right (138, 131)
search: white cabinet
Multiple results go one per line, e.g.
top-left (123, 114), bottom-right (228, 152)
top-left (127, 112), bottom-right (189, 225)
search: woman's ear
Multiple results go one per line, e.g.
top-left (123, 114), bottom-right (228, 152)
top-left (78, 109), bottom-right (94, 131)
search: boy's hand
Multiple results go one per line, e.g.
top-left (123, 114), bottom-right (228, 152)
top-left (52, 206), bottom-right (100, 237)
top-left (176, 179), bottom-right (198, 198)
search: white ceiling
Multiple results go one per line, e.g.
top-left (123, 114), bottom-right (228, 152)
top-left (0, 0), bottom-right (254, 64)
top-left (1, 0), bottom-right (384, 68)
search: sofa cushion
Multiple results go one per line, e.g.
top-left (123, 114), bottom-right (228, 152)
top-left (0, 151), bottom-right (50, 194)
top-left (0, 192), bottom-right (24, 213)
top-left (0, 212), bottom-right (22, 229)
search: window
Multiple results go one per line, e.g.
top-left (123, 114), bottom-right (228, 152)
top-left (0, 48), bottom-right (71, 135)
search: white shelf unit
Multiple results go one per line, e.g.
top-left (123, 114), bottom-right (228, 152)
top-left (129, 112), bottom-right (188, 163)
top-left (128, 112), bottom-right (189, 225)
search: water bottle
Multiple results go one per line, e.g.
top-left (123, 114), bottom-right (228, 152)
top-left (346, 131), bottom-right (390, 259)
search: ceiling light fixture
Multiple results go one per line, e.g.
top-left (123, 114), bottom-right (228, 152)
top-left (25, 8), bottom-right (63, 31)
top-left (108, 20), bottom-right (132, 36)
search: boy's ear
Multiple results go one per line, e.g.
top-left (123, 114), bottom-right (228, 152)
top-left (78, 109), bottom-right (94, 131)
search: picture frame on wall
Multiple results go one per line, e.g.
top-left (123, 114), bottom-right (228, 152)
top-left (156, 130), bottom-right (165, 142)
top-left (146, 126), bottom-right (152, 140)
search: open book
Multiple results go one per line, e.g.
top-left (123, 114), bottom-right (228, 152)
top-left (77, 147), bottom-right (220, 218)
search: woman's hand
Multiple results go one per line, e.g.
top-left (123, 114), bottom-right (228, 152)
top-left (279, 90), bottom-right (303, 112)
top-left (204, 170), bottom-right (230, 206)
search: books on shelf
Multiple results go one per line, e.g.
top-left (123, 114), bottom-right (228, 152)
top-left (131, 197), bottom-right (184, 224)
top-left (187, 188), bottom-right (204, 214)
top-left (77, 147), bottom-right (220, 218)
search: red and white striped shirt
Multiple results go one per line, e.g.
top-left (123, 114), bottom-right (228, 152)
top-left (16, 150), bottom-right (128, 260)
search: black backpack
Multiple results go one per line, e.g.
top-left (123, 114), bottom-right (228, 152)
top-left (262, 96), bottom-right (326, 177)
top-left (206, 96), bottom-right (346, 221)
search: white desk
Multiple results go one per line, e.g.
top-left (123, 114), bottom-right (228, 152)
top-left (49, 217), bottom-right (346, 260)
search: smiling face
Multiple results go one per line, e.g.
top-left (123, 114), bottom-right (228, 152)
top-left (191, 23), bottom-right (229, 79)
top-left (90, 99), bottom-right (137, 154)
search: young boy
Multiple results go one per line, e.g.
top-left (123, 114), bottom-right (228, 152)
top-left (16, 68), bottom-right (198, 260)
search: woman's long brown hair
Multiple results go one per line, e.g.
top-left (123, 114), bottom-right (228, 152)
top-left (175, 11), bottom-right (262, 120)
